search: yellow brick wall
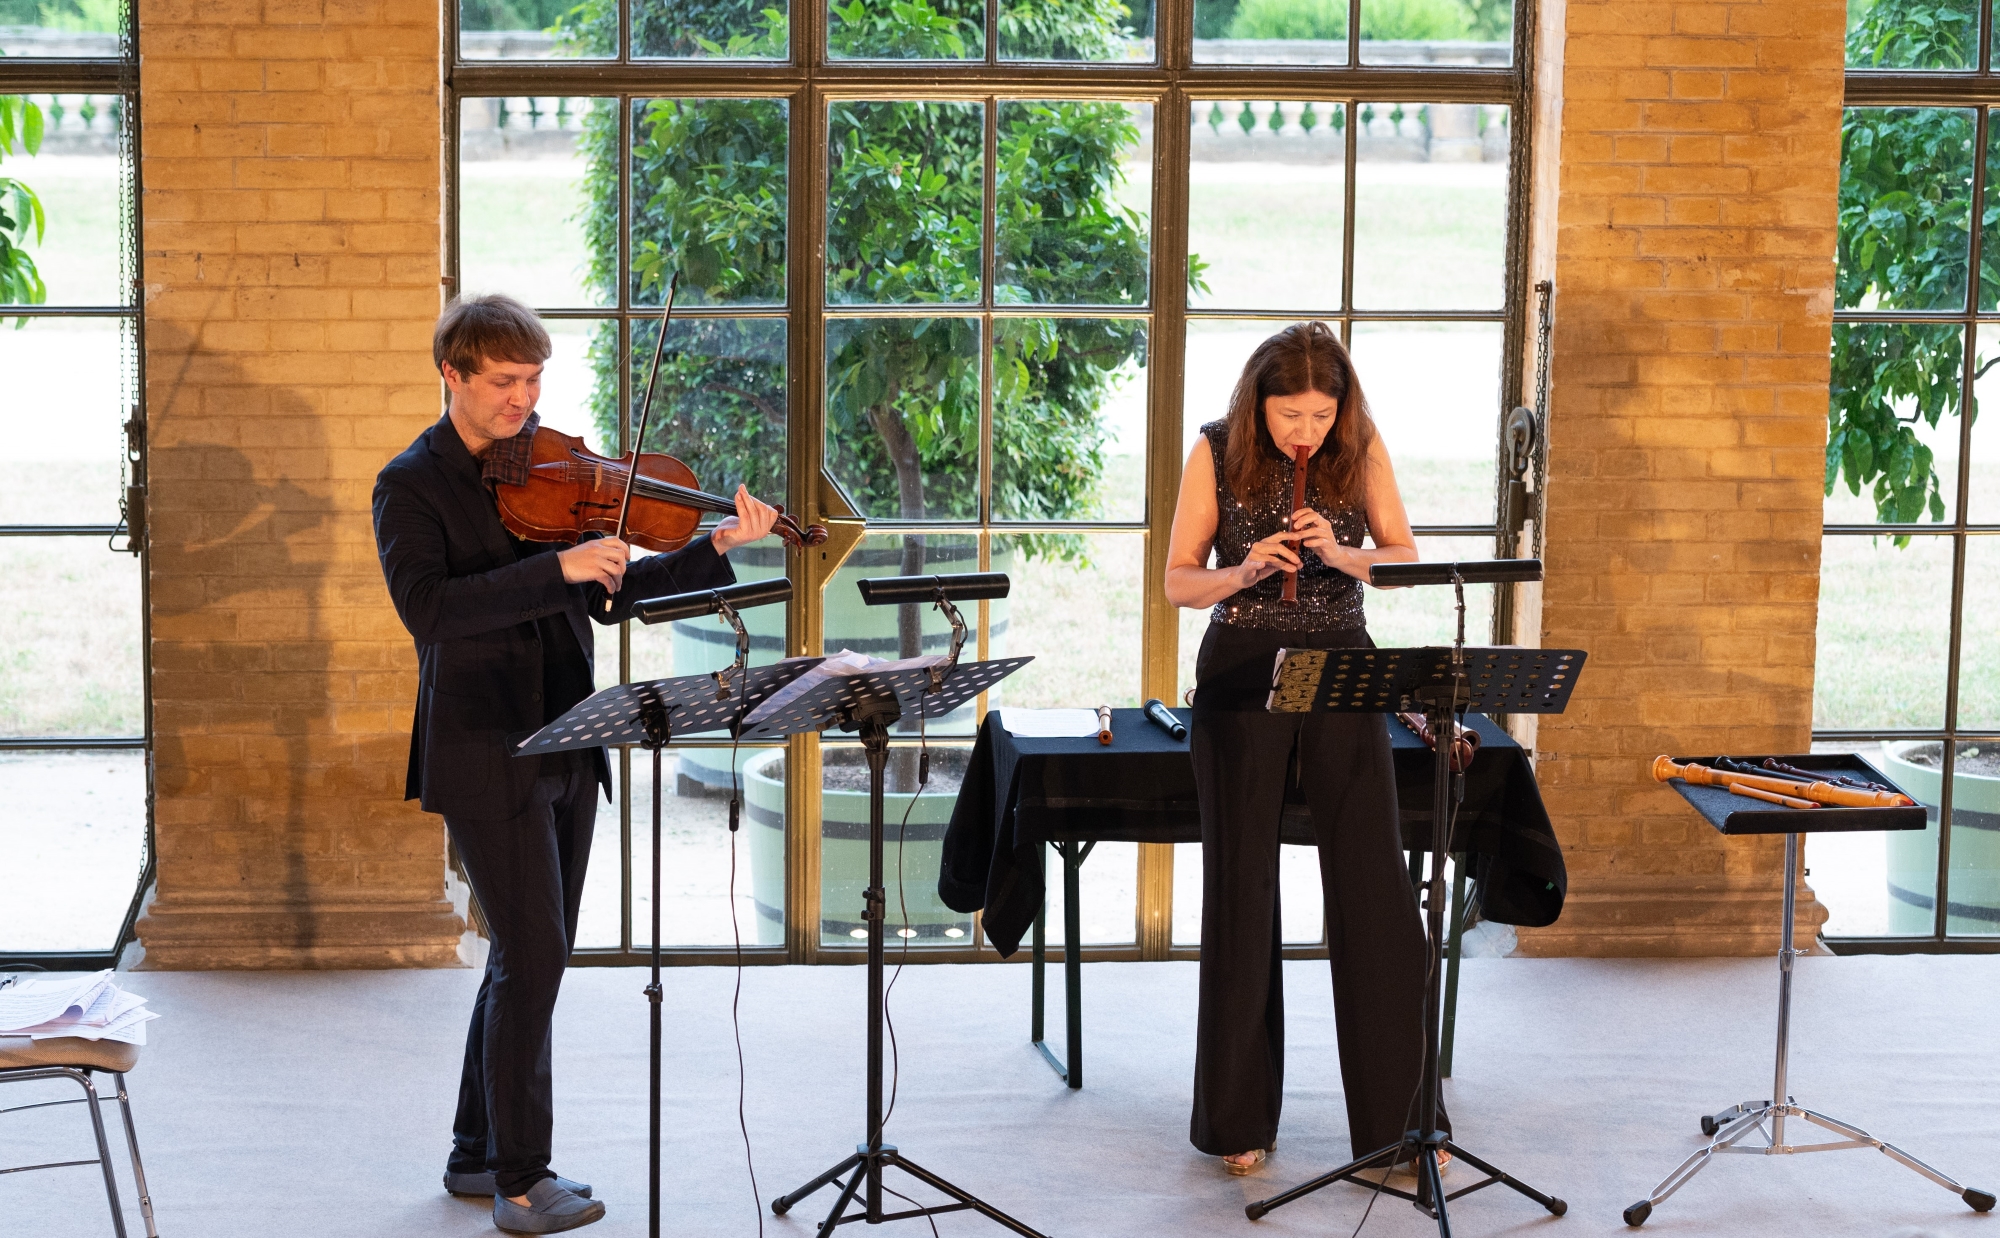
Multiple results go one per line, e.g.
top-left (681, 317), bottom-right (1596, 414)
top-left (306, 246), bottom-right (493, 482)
top-left (1518, 0), bottom-right (1842, 954)
top-left (134, 0), bottom-right (461, 966)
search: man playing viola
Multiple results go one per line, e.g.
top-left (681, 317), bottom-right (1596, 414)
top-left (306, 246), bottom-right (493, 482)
top-left (372, 294), bottom-right (779, 1234)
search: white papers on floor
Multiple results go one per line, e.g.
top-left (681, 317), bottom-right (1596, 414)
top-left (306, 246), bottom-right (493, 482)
top-left (0, 970), bottom-right (159, 1045)
top-left (741, 649), bottom-right (950, 727)
top-left (994, 708), bottom-right (1102, 738)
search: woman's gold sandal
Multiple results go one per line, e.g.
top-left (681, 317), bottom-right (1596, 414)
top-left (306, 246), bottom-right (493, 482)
top-left (1222, 1148), bottom-right (1268, 1176)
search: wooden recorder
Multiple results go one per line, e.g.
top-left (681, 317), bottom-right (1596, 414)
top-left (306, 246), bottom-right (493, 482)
top-left (1651, 755), bottom-right (1914, 809)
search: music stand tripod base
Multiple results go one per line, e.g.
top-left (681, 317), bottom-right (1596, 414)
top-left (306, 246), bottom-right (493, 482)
top-left (760, 657), bottom-right (1052, 1238)
top-left (1627, 766), bottom-right (1995, 1227)
top-left (1247, 644), bottom-right (1584, 1234)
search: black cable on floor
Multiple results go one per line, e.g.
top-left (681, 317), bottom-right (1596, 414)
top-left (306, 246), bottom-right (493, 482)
top-left (726, 704), bottom-right (764, 1238)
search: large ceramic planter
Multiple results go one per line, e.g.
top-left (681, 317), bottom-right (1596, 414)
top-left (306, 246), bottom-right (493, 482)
top-left (673, 539), bottom-right (1013, 793)
top-left (1881, 741), bottom-right (2000, 934)
top-left (743, 748), bottom-right (971, 942)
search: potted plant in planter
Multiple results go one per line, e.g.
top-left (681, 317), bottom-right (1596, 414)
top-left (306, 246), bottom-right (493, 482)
top-left (1881, 742), bottom-right (2000, 934)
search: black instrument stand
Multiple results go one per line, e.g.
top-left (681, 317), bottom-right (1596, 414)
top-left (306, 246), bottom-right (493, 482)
top-left (1629, 761), bottom-right (1995, 1226)
top-left (1247, 570), bottom-right (1583, 1235)
top-left (752, 649), bottom-right (1046, 1238)
top-left (516, 600), bottom-right (817, 1238)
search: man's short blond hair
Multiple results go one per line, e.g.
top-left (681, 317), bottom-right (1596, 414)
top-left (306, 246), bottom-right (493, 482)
top-left (433, 294), bottom-right (552, 378)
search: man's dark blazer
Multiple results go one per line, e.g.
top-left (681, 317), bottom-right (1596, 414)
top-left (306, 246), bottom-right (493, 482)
top-left (372, 416), bottom-right (735, 820)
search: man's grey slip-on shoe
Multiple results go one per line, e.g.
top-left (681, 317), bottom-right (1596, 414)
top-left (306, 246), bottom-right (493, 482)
top-left (493, 1179), bottom-right (606, 1234)
top-left (445, 1171), bottom-right (593, 1198)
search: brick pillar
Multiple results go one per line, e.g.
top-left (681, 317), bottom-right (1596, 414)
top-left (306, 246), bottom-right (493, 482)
top-left (1517, 0), bottom-right (1843, 955)
top-left (134, 0), bottom-right (461, 967)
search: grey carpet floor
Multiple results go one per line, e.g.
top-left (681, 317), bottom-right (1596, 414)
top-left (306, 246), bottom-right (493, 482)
top-left (2, 956), bottom-right (1996, 1238)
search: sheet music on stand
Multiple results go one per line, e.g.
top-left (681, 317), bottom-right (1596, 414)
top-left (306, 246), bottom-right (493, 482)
top-left (1267, 645), bottom-right (1585, 716)
top-left (514, 656), bottom-right (824, 753)
top-left (738, 656), bottom-right (1033, 741)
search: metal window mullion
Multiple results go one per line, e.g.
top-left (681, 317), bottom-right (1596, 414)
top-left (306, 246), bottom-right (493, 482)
top-left (788, 78), bottom-right (829, 963)
top-left (1341, 100), bottom-right (1358, 317)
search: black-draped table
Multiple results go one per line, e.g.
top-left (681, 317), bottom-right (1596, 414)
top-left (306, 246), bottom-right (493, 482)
top-left (938, 707), bottom-right (1565, 1087)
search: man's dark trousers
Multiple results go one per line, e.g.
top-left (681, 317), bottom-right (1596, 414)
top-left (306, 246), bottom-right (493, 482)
top-left (445, 752), bottom-right (595, 1198)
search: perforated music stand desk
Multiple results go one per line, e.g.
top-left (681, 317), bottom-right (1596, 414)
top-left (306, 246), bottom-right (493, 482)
top-left (1623, 756), bottom-right (1993, 1227)
top-left (756, 656), bottom-right (1055, 1238)
top-left (1249, 645), bottom-right (1584, 1233)
top-left (518, 656), bottom-right (824, 1238)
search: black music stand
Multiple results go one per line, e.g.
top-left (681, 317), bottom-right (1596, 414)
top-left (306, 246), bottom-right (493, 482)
top-left (1625, 759), bottom-right (1994, 1226)
top-left (1247, 559), bottom-right (1579, 1234)
top-left (516, 582), bottom-right (807, 1238)
top-left (756, 651), bottom-right (1048, 1238)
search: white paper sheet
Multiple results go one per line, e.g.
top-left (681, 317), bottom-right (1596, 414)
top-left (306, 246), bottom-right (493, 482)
top-left (995, 708), bottom-right (1103, 739)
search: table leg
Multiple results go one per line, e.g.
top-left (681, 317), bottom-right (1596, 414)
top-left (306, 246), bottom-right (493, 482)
top-left (1063, 840), bottom-right (1085, 1091)
top-left (1031, 843), bottom-right (1052, 1071)
top-left (1441, 853), bottom-right (1469, 1078)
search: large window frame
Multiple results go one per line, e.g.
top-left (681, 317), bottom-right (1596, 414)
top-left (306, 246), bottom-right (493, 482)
top-left (0, 24), bottom-right (150, 969)
top-left (445, 0), bottom-right (1537, 965)
top-left (1828, 5), bottom-right (2000, 954)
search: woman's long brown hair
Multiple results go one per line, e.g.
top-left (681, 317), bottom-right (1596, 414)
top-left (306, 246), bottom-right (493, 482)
top-left (1222, 321), bottom-right (1378, 508)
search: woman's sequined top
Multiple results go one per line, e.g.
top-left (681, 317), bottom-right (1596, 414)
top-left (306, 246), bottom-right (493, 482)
top-left (1201, 419), bottom-right (1367, 631)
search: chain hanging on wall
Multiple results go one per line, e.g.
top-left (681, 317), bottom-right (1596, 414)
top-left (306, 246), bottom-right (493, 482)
top-left (1496, 280), bottom-right (1552, 562)
top-left (1529, 279), bottom-right (1552, 561)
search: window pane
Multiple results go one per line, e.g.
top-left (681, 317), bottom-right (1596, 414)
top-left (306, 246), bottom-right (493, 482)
top-left (631, 98), bottom-right (787, 307)
top-left (827, 102), bottom-right (983, 304)
top-left (999, 0), bottom-right (1154, 61)
top-left (1352, 104), bottom-right (1508, 309)
top-left (1960, 537), bottom-right (2000, 731)
top-left (1815, 534), bottom-right (1953, 730)
top-left (1188, 102), bottom-right (1343, 311)
top-left (825, 317), bottom-right (981, 521)
top-left (634, 0), bottom-right (790, 58)
top-left (819, 742), bottom-right (973, 946)
top-left (1360, 0), bottom-right (1511, 66)
top-left (996, 100), bottom-right (1151, 306)
top-left (631, 747), bottom-right (784, 947)
top-left (0, 750), bottom-right (145, 952)
top-left (459, 97), bottom-right (606, 309)
top-left (993, 318), bottom-right (1147, 522)
top-left (828, 0), bottom-right (983, 61)
top-left (1039, 841), bottom-right (1138, 945)
top-left (1829, 322), bottom-right (1961, 525)
top-left (988, 531), bottom-right (1143, 709)
top-left (459, 0), bottom-right (610, 58)
top-left (1839, 108), bottom-right (1973, 312)
top-left (1968, 325), bottom-right (2000, 520)
top-left (1810, 741), bottom-right (1933, 937)
top-left (826, 532), bottom-right (984, 734)
top-left (533, 319), bottom-right (617, 455)
top-left (0, 9), bottom-right (119, 56)
top-left (1172, 843), bottom-right (1331, 946)
top-left (1183, 318), bottom-right (1267, 444)
top-left (574, 754), bottom-right (624, 948)
top-left (1192, 0), bottom-right (1343, 63)
top-left (1845, 0), bottom-right (1976, 70)
top-left (1349, 321), bottom-right (1500, 525)
top-left (627, 316), bottom-right (788, 499)
top-left (3, 111), bottom-right (127, 306)
top-left (0, 317), bottom-right (126, 525)
top-left (1942, 740), bottom-right (2000, 936)
top-left (0, 539), bottom-right (142, 737)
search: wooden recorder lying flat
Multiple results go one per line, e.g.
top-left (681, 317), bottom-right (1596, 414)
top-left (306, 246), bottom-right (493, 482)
top-left (1651, 755), bottom-right (1915, 809)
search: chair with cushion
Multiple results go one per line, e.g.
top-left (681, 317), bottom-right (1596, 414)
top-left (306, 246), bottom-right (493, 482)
top-left (0, 1035), bottom-right (158, 1238)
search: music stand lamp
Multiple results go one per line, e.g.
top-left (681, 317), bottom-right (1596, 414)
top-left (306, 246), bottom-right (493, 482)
top-left (766, 572), bottom-right (1050, 1238)
top-left (1626, 760), bottom-right (1996, 1226)
top-left (515, 576), bottom-right (800, 1238)
top-left (1246, 558), bottom-right (1577, 1235)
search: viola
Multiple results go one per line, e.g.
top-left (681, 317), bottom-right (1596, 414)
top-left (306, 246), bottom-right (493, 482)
top-left (491, 425), bottom-right (829, 554)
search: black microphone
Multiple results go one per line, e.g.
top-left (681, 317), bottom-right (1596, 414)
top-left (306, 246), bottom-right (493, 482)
top-left (856, 572), bottom-right (1010, 606)
top-left (632, 577), bottom-right (792, 625)
top-left (1143, 698), bottom-right (1187, 741)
